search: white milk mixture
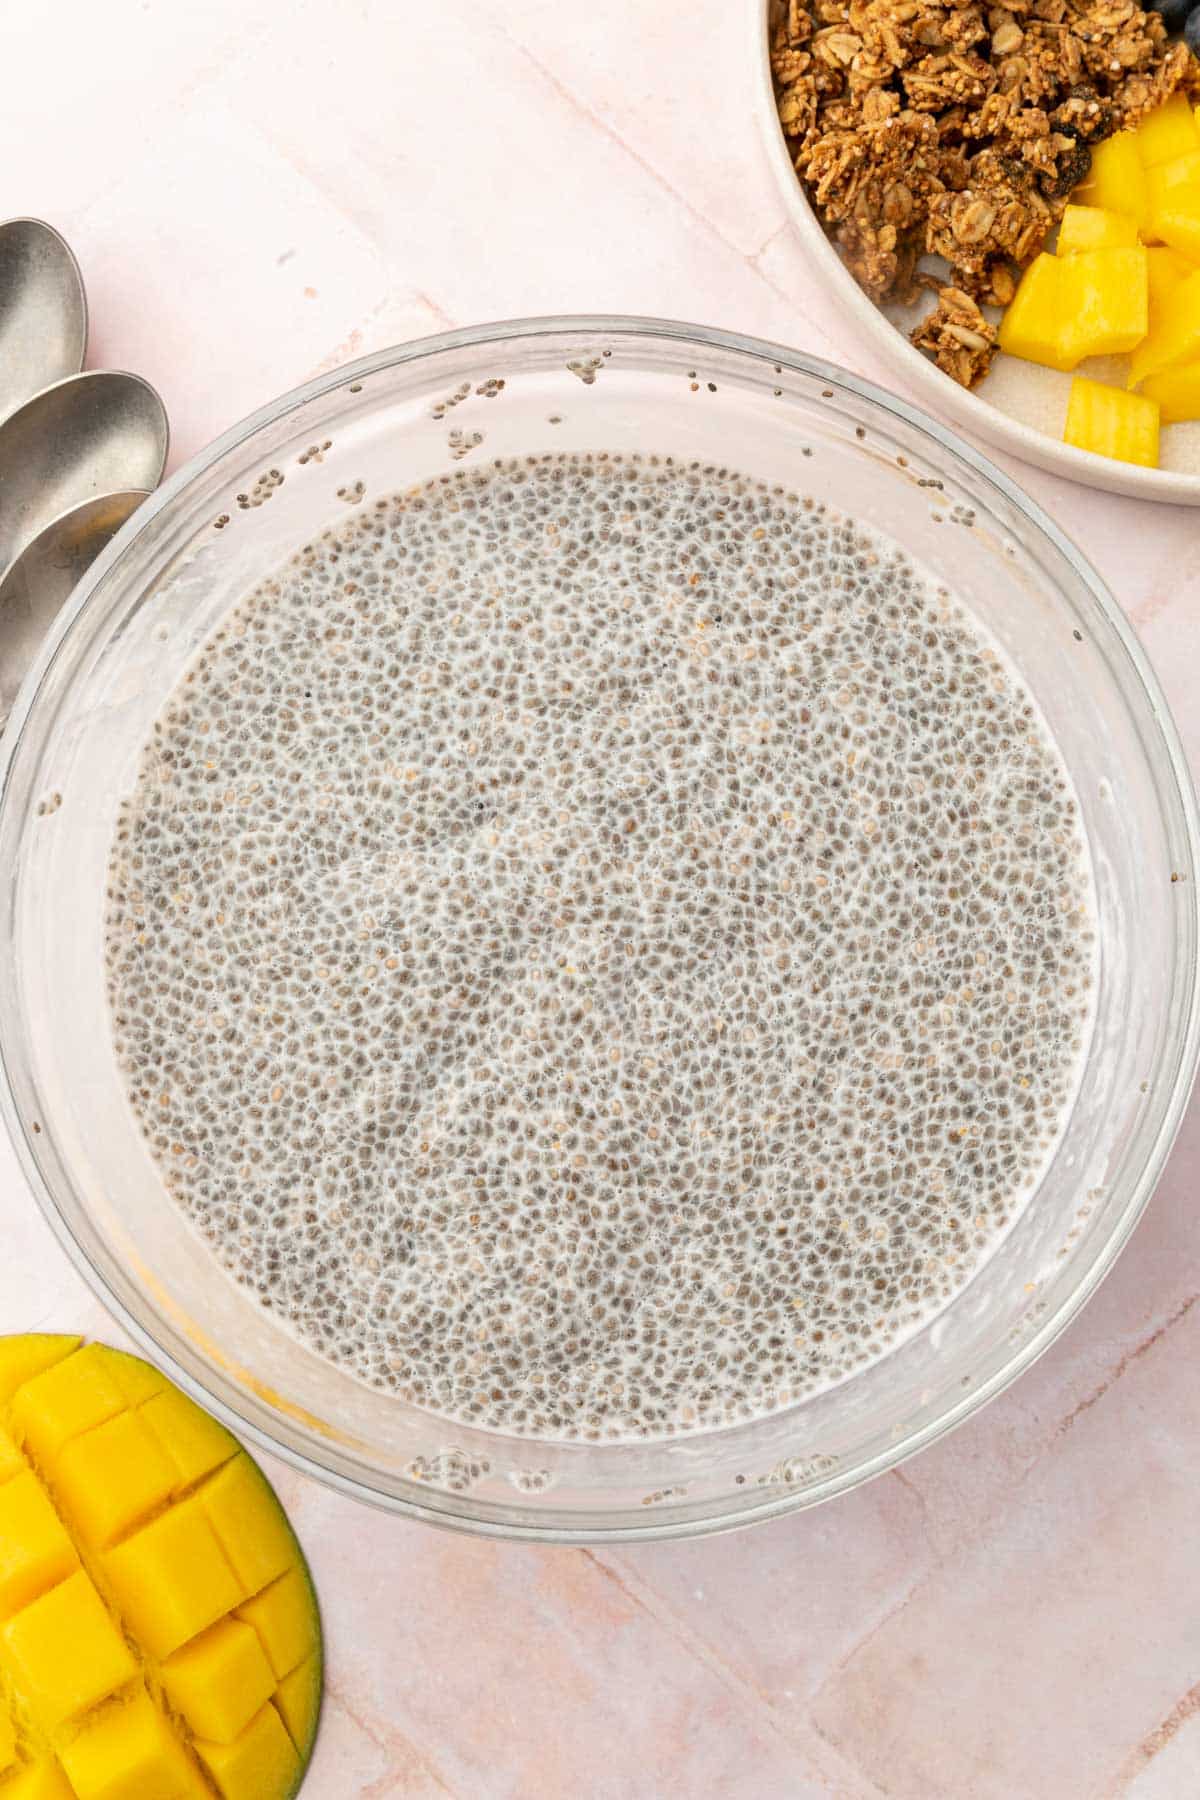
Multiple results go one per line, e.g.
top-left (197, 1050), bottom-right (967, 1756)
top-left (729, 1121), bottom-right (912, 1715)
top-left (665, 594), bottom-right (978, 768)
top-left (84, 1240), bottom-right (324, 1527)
top-left (105, 454), bottom-right (1095, 1440)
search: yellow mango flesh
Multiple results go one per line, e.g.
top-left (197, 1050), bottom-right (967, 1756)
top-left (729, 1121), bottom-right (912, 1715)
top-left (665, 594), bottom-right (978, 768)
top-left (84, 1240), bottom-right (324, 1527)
top-left (1059, 247), bottom-right (1148, 362)
top-left (275, 1656), bottom-right (323, 1756)
top-left (5, 1765), bottom-right (77, 1800)
top-left (60, 1690), bottom-right (208, 1800)
top-left (104, 1496), bottom-right (245, 1661)
top-left (1146, 154), bottom-right (1200, 261)
top-left (1141, 361), bottom-right (1200, 422)
top-left (1064, 377), bottom-right (1160, 467)
top-left (997, 253), bottom-right (1072, 370)
top-left (140, 1387), bottom-right (238, 1493)
top-left (195, 1702), bottom-right (301, 1800)
top-left (1057, 204), bottom-right (1139, 254)
top-left (10, 1347), bottom-right (126, 1468)
top-left (0, 1339), bottom-right (80, 1405)
top-left (0, 1473), bottom-right (79, 1618)
top-left (0, 1335), bottom-right (321, 1798)
top-left (1135, 93), bottom-right (1199, 169)
top-left (55, 1410), bottom-right (177, 1549)
top-left (236, 1569), bottom-right (320, 1681)
top-left (998, 247), bottom-right (1147, 372)
top-left (1130, 268), bottom-right (1200, 385)
top-left (999, 124), bottom-right (1196, 470)
top-left (160, 1618), bottom-right (274, 1744)
top-left (3, 1571), bottom-right (137, 1730)
top-left (1076, 132), bottom-right (1148, 232)
top-left (1146, 245), bottom-right (1195, 308)
top-left (0, 1703), bottom-right (17, 1772)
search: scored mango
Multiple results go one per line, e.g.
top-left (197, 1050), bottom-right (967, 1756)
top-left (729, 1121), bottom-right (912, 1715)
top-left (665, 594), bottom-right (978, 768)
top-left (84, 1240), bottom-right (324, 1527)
top-left (0, 1335), bottom-right (321, 1799)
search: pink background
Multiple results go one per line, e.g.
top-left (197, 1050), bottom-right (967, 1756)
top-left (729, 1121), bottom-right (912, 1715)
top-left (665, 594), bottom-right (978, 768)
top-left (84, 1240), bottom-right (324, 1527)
top-left (6, 1), bottom-right (1200, 1794)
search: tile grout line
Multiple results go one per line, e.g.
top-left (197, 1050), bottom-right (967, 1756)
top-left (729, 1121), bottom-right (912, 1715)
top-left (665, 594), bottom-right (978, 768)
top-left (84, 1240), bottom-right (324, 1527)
top-left (442, 8), bottom-right (841, 361)
top-left (1109, 1677), bottom-right (1200, 1796)
top-left (1051, 1291), bottom-right (1200, 1449)
top-left (322, 1674), bottom-right (460, 1799)
top-left (895, 1287), bottom-right (1200, 1559)
top-left (60, 8), bottom-right (283, 240)
top-left (462, 0), bottom-right (795, 292)
top-left (583, 1549), bottom-right (889, 1800)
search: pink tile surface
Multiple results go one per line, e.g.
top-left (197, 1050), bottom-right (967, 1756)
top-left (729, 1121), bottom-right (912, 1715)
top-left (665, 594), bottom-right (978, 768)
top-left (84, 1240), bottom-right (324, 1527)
top-left (4, 2), bottom-right (1200, 1794)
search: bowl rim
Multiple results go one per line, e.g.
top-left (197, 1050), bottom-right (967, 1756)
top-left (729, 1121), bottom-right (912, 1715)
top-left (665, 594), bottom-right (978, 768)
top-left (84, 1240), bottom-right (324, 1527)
top-left (750, 0), bottom-right (1200, 507)
top-left (2, 311), bottom-right (1198, 1542)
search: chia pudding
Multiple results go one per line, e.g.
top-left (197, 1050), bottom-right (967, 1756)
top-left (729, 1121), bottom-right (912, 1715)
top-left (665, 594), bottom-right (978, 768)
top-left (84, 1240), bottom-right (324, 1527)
top-left (104, 453), bottom-right (1095, 1441)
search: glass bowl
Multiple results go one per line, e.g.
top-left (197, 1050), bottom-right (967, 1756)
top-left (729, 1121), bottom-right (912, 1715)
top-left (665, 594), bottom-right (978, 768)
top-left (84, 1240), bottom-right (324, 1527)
top-left (1, 317), bottom-right (1196, 1543)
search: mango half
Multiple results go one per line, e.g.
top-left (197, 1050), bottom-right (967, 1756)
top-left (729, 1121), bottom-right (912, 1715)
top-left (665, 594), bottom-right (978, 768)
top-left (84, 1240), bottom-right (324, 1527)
top-left (0, 1335), bottom-right (321, 1800)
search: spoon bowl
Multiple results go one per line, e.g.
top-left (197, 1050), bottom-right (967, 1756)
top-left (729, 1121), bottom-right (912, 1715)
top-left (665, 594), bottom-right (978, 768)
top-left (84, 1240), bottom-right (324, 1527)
top-left (0, 371), bottom-right (167, 583)
top-left (0, 489), bottom-right (149, 728)
top-left (0, 220), bottom-right (87, 426)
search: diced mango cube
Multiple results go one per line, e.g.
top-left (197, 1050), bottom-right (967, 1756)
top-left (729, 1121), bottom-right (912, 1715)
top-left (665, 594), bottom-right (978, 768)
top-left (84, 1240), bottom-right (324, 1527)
top-left (275, 1653), bottom-right (322, 1758)
top-left (202, 1458), bottom-right (294, 1598)
top-left (97, 1348), bottom-right (169, 1409)
top-left (194, 1702), bottom-right (301, 1800)
top-left (1148, 151), bottom-right (1200, 198)
top-left (161, 1617), bottom-right (274, 1744)
top-left (1057, 204), bottom-right (1138, 254)
top-left (998, 253), bottom-right (1072, 370)
top-left (1136, 94), bottom-right (1199, 168)
top-left (2, 1571), bottom-right (136, 1730)
top-left (1141, 361), bottom-right (1200, 422)
top-left (104, 1497), bottom-right (243, 1661)
top-left (1059, 247), bottom-right (1148, 363)
top-left (1147, 244), bottom-right (1195, 307)
top-left (0, 1337), bottom-right (80, 1405)
top-left (0, 1705), bottom-right (17, 1771)
top-left (1064, 378), bottom-right (1159, 467)
top-left (1130, 268), bottom-right (1200, 384)
top-left (236, 1568), bottom-right (318, 1680)
top-left (61, 1690), bottom-right (208, 1800)
top-left (54, 1411), bottom-right (177, 1549)
top-left (1147, 154), bottom-right (1200, 261)
top-left (1077, 131), bottom-right (1149, 231)
top-left (10, 1346), bottom-right (126, 1468)
top-left (0, 1471), bottom-right (78, 1617)
top-left (140, 1388), bottom-right (238, 1494)
top-left (4, 1765), bottom-right (78, 1800)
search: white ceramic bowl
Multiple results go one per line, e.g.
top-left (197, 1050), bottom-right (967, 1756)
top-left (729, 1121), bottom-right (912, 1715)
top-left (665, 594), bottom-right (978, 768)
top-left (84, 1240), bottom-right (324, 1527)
top-left (753, 0), bottom-right (1200, 505)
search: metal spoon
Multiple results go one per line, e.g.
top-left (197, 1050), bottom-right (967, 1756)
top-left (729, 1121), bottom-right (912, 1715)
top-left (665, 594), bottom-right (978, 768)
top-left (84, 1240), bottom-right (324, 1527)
top-left (0, 370), bottom-right (167, 583)
top-left (0, 219), bottom-right (87, 426)
top-left (0, 488), bottom-right (149, 728)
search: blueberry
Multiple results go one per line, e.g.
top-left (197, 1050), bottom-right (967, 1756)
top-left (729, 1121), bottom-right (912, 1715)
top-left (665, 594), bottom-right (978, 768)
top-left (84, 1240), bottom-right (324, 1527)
top-left (1186, 4), bottom-right (1200, 50)
top-left (1149, 0), bottom-right (1191, 27)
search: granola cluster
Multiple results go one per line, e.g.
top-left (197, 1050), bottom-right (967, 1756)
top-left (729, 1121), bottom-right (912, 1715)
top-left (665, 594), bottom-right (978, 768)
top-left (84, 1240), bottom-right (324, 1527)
top-left (772, 0), bottom-right (1199, 384)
